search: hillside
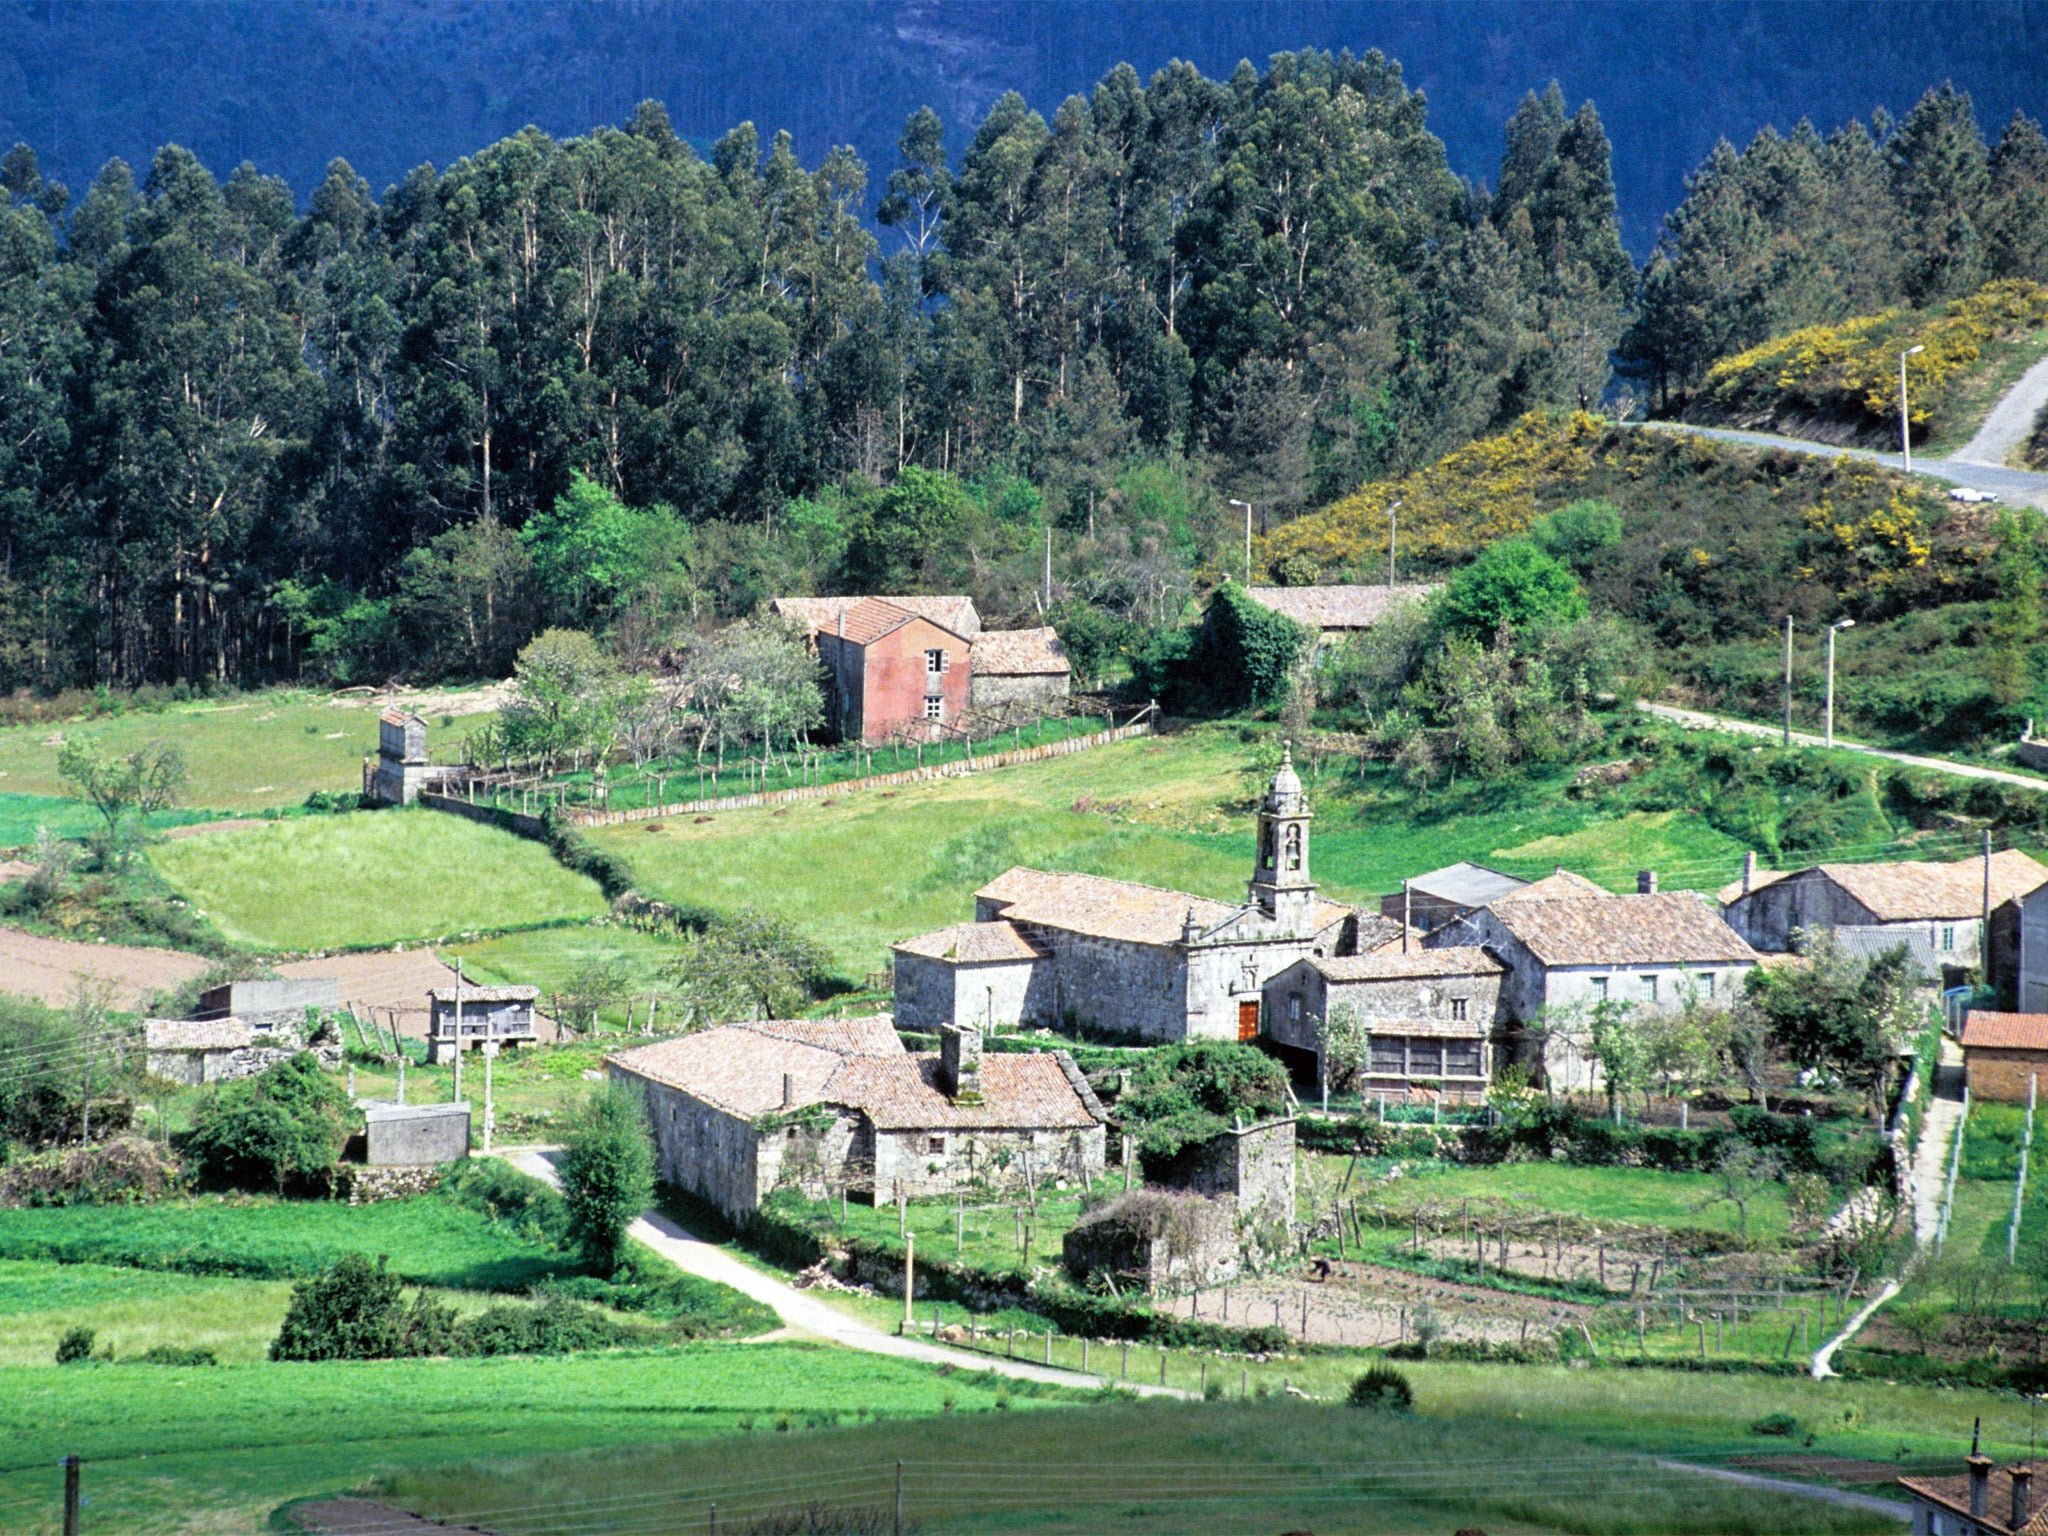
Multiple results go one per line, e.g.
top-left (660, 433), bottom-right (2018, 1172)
top-left (1262, 411), bottom-right (2036, 751)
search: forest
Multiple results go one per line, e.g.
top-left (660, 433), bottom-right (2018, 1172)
top-left (0, 50), bottom-right (2041, 694)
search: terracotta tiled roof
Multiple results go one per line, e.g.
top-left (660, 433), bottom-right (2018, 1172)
top-left (747, 1015), bottom-right (904, 1056)
top-left (428, 985), bottom-right (539, 1004)
top-left (378, 706), bottom-right (424, 727)
top-left (144, 1018), bottom-right (257, 1051)
top-left (771, 595), bottom-right (980, 638)
top-left (607, 1027), bottom-right (860, 1118)
top-left (1492, 868), bottom-right (1611, 904)
top-left (977, 867), bottom-right (1349, 947)
top-left (1487, 892), bottom-right (1760, 968)
top-left (1244, 584), bottom-right (1438, 630)
top-left (822, 1051), bottom-right (1103, 1130)
top-left (1726, 850), bottom-right (2048, 921)
top-left (1312, 946), bottom-right (1504, 982)
top-left (893, 922), bottom-right (1050, 964)
top-left (1367, 923), bottom-right (1429, 954)
top-left (1963, 1012), bottom-right (2048, 1052)
top-left (970, 626), bottom-right (1070, 675)
top-left (1898, 1467), bottom-right (2048, 1535)
top-left (1716, 867), bottom-right (1791, 904)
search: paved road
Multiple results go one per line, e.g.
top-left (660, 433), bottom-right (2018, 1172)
top-left (508, 1149), bottom-right (1188, 1398)
top-left (1956, 350), bottom-right (2048, 469)
top-left (1637, 701), bottom-right (2048, 792)
top-left (1633, 420), bottom-right (2048, 509)
top-left (1654, 1460), bottom-right (1908, 1520)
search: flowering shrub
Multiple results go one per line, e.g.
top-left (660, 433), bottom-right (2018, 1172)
top-left (1696, 279), bottom-right (2048, 439)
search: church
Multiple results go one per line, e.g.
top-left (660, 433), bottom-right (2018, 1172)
top-left (893, 747), bottom-right (1386, 1042)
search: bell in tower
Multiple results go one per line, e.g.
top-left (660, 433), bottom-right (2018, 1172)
top-left (1248, 742), bottom-right (1316, 932)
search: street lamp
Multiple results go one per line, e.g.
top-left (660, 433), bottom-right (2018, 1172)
top-left (1900, 344), bottom-right (1925, 472)
top-left (1385, 500), bottom-right (1404, 589)
top-left (1825, 618), bottom-right (1855, 748)
top-left (1229, 499), bottom-right (1253, 584)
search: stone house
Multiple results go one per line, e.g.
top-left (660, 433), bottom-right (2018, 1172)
top-left (1898, 1451), bottom-right (2043, 1535)
top-left (967, 626), bottom-right (1071, 709)
top-left (426, 984), bottom-right (540, 1062)
top-left (607, 1017), bottom-right (1106, 1219)
top-left (1377, 862), bottom-right (1530, 935)
top-left (1430, 875), bottom-right (1761, 1092)
top-left (1723, 849), bottom-right (2047, 992)
top-left (1960, 1012), bottom-right (2048, 1104)
top-left (143, 1018), bottom-right (337, 1086)
top-left (1243, 583), bottom-right (1438, 658)
top-left (1263, 948), bottom-right (1507, 1103)
top-left (892, 747), bottom-right (1359, 1041)
top-left (366, 709), bottom-right (464, 806)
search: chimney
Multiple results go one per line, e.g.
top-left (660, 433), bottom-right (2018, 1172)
top-left (2014, 1464), bottom-right (2033, 1530)
top-left (940, 1024), bottom-right (982, 1099)
top-left (1637, 869), bottom-right (1658, 895)
top-left (1969, 1455), bottom-right (1992, 1518)
top-left (1742, 850), bottom-right (1757, 896)
top-left (781, 1072), bottom-right (794, 1110)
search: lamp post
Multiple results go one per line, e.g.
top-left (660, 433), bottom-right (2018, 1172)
top-left (1386, 500), bottom-right (1404, 589)
top-left (1229, 499), bottom-right (1252, 584)
top-left (1825, 618), bottom-right (1855, 748)
top-left (1900, 344), bottom-right (1925, 472)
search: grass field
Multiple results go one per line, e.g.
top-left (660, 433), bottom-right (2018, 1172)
top-left (446, 924), bottom-right (692, 1031)
top-left (384, 1395), bottom-right (1896, 1536)
top-left (0, 689), bottom-right (489, 812)
top-left (593, 725), bottom-right (1757, 983)
top-left (0, 792), bottom-right (213, 850)
top-left (0, 1344), bottom-right (1046, 1535)
top-left (0, 1190), bottom-right (576, 1290)
top-left (148, 808), bottom-right (609, 950)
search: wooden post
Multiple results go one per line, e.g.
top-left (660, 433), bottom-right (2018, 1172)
top-left (1159, 1351), bottom-right (1167, 1385)
top-left (62, 1455), bottom-right (79, 1536)
top-left (901, 1232), bottom-right (915, 1334)
top-left (1081, 1337), bottom-right (1089, 1373)
top-left (483, 1040), bottom-right (495, 1154)
top-left (452, 959), bottom-right (464, 1104)
top-left (1044, 1328), bottom-right (1053, 1364)
top-left (894, 1460), bottom-right (904, 1536)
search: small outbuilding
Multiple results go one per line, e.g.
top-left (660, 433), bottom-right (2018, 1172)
top-left (891, 921), bottom-right (1056, 1032)
top-left (968, 626), bottom-right (1072, 709)
top-left (1243, 584), bottom-right (1438, 657)
top-left (1961, 1012), bottom-right (2048, 1104)
top-left (197, 977), bottom-right (340, 1022)
top-left (362, 1101), bottom-right (472, 1165)
top-left (1264, 947), bottom-right (1506, 1103)
top-left (426, 985), bottom-right (540, 1062)
top-left (1377, 862), bottom-right (1529, 934)
top-left (367, 708), bottom-right (465, 806)
top-left (143, 1017), bottom-right (338, 1086)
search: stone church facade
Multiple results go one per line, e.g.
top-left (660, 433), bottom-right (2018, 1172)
top-left (893, 747), bottom-right (1362, 1042)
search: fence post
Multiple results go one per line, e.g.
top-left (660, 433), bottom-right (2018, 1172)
top-left (894, 1460), bottom-right (904, 1536)
top-left (62, 1454), bottom-right (79, 1536)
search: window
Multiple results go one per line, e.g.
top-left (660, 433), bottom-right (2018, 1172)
top-left (927, 1135), bottom-right (946, 1155)
top-left (1941, 924), bottom-right (1956, 952)
top-left (1445, 1041), bottom-right (1483, 1077)
top-left (1407, 1039), bottom-right (1444, 1076)
top-left (1448, 997), bottom-right (1468, 1022)
top-left (1288, 993), bottom-right (1302, 1021)
top-left (925, 647), bottom-right (945, 674)
top-left (1370, 1036), bottom-right (1406, 1075)
top-left (924, 695), bottom-right (943, 720)
top-left (1700, 972), bottom-right (1716, 1000)
top-left (1590, 976), bottom-right (1609, 1001)
top-left (1640, 974), bottom-right (1659, 1004)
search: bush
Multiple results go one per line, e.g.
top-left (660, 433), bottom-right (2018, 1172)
top-left (54, 1326), bottom-right (94, 1364)
top-left (1749, 1411), bottom-right (1799, 1437)
top-left (455, 1294), bottom-right (640, 1356)
top-left (0, 1136), bottom-right (178, 1207)
top-left (1347, 1365), bottom-right (1414, 1410)
top-left (559, 1084), bottom-right (656, 1274)
top-left (1439, 539), bottom-right (1587, 639)
top-left (184, 1053), bottom-right (354, 1194)
top-left (270, 1252), bottom-right (408, 1361)
top-left (544, 812), bottom-right (637, 900)
top-left (132, 1345), bottom-right (218, 1366)
top-left (438, 1157), bottom-right (569, 1245)
top-left (1119, 1040), bottom-right (1290, 1165)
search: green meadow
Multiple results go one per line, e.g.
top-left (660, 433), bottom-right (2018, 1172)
top-left (148, 809), bottom-right (608, 950)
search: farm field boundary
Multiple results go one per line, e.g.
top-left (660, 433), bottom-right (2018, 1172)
top-left (532, 719), bottom-right (1155, 827)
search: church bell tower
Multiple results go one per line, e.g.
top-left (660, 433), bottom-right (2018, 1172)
top-left (1249, 743), bottom-right (1316, 933)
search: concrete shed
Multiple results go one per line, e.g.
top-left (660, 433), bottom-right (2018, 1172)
top-left (362, 1101), bottom-right (472, 1165)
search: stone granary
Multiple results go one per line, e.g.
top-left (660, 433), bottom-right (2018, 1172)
top-left (143, 1016), bottom-right (339, 1086)
top-left (1723, 849), bottom-right (2048, 992)
top-left (1429, 871), bottom-right (1761, 1092)
top-left (1377, 862), bottom-right (1530, 935)
top-left (1960, 1012), bottom-right (2048, 1105)
top-left (607, 1017), bottom-right (1107, 1220)
top-left (892, 746), bottom-right (1363, 1042)
top-left (366, 709), bottom-right (465, 806)
top-left (1264, 948), bottom-right (1507, 1104)
top-left (425, 984), bottom-right (540, 1063)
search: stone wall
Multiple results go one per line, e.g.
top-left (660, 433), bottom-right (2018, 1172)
top-left (338, 1164), bottom-right (443, 1204)
top-left (969, 672), bottom-right (1070, 710)
top-left (1061, 1189), bottom-right (1239, 1293)
top-left (1037, 930), bottom-right (1187, 1040)
top-left (1152, 1117), bottom-right (1295, 1231)
top-left (891, 953), bottom-right (1055, 1032)
top-left (870, 1124), bottom-right (1106, 1202)
top-left (629, 1070), bottom-right (765, 1218)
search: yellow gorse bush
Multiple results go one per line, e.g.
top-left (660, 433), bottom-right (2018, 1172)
top-left (1701, 279), bottom-right (2048, 429)
top-left (1262, 411), bottom-right (1610, 574)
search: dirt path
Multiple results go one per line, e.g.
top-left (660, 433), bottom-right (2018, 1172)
top-left (1638, 700), bottom-right (2048, 792)
top-left (0, 927), bottom-right (207, 1008)
top-left (1955, 349), bottom-right (2048, 469)
top-left (508, 1148), bottom-right (1187, 1399)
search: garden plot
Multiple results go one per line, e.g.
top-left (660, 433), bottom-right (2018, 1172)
top-left (0, 925), bottom-right (207, 1008)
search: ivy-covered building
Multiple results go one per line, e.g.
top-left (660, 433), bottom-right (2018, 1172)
top-left (606, 1017), bottom-right (1106, 1218)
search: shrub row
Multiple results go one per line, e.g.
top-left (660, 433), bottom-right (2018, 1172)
top-left (541, 810), bottom-right (638, 899)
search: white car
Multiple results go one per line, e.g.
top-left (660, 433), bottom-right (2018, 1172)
top-left (1949, 486), bottom-right (1998, 503)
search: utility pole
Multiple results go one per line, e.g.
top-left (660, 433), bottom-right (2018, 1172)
top-left (1229, 499), bottom-right (1253, 584)
top-left (1900, 344), bottom-right (1925, 472)
top-left (483, 1040), bottom-right (495, 1154)
top-left (1985, 827), bottom-right (1995, 987)
top-left (1042, 524), bottom-right (1052, 611)
top-left (1386, 500), bottom-right (1403, 588)
top-left (1825, 618), bottom-right (1855, 748)
top-left (1782, 616), bottom-right (1793, 746)
top-left (452, 959), bottom-right (464, 1105)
